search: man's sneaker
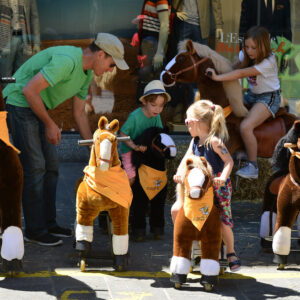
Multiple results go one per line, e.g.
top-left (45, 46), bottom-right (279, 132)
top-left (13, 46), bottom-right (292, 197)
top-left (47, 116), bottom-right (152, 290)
top-left (48, 226), bottom-right (73, 237)
top-left (24, 233), bottom-right (63, 247)
top-left (236, 162), bottom-right (258, 179)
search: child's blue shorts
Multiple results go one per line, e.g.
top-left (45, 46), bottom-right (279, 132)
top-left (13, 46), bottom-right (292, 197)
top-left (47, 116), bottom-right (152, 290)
top-left (243, 90), bottom-right (281, 117)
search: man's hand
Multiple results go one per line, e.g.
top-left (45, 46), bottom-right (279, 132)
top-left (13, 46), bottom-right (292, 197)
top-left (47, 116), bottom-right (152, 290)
top-left (45, 122), bottom-right (61, 145)
top-left (176, 11), bottom-right (188, 21)
top-left (153, 53), bottom-right (164, 71)
top-left (32, 45), bottom-right (40, 54)
top-left (216, 28), bottom-right (223, 40)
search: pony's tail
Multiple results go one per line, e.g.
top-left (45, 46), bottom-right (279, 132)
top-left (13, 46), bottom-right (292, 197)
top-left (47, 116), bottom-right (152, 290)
top-left (207, 104), bottom-right (229, 144)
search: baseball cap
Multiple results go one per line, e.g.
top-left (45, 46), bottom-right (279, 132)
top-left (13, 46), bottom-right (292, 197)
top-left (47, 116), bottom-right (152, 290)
top-left (95, 33), bottom-right (129, 70)
top-left (139, 80), bottom-right (171, 102)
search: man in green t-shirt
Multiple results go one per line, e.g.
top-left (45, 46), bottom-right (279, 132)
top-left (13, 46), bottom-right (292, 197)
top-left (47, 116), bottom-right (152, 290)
top-left (3, 33), bottom-right (129, 247)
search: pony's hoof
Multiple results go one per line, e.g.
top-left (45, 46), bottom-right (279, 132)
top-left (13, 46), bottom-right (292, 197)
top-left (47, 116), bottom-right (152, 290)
top-left (113, 254), bottom-right (128, 271)
top-left (75, 240), bottom-right (91, 257)
top-left (273, 253), bottom-right (288, 267)
top-left (200, 274), bottom-right (218, 291)
top-left (170, 273), bottom-right (187, 287)
top-left (2, 258), bottom-right (23, 275)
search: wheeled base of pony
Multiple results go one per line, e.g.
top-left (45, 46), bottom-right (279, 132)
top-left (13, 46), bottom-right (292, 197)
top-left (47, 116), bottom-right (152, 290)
top-left (170, 272), bottom-right (218, 292)
top-left (190, 240), bottom-right (228, 275)
top-left (75, 212), bottom-right (128, 272)
top-left (260, 212), bottom-right (300, 269)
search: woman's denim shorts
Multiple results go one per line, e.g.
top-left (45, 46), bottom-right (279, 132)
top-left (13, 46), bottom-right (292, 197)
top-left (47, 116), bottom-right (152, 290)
top-left (243, 90), bottom-right (281, 118)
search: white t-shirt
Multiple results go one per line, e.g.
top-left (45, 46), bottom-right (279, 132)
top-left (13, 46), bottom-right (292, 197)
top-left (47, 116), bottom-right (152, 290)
top-left (239, 51), bottom-right (280, 94)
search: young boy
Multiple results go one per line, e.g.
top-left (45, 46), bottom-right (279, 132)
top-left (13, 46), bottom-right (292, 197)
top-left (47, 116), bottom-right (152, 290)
top-left (120, 80), bottom-right (171, 185)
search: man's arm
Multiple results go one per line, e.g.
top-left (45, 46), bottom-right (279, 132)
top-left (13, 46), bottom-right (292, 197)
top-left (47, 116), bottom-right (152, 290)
top-left (22, 72), bottom-right (61, 145)
top-left (72, 95), bottom-right (93, 140)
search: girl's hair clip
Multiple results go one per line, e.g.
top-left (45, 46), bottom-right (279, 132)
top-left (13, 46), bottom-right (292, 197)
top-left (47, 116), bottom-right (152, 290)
top-left (211, 105), bottom-right (215, 111)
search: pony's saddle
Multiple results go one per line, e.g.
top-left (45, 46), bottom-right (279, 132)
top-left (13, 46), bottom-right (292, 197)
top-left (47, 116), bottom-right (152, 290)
top-left (254, 108), bottom-right (286, 158)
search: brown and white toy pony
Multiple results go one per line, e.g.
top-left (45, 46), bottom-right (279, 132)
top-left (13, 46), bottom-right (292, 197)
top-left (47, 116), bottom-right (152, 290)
top-left (75, 116), bottom-right (132, 271)
top-left (272, 120), bottom-right (300, 269)
top-left (0, 81), bottom-right (24, 274)
top-left (170, 155), bottom-right (222, 291)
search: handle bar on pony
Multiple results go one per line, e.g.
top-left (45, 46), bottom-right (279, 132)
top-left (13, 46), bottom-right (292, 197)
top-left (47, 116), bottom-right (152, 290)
top-left (78, 136), bottom-right (130, 146)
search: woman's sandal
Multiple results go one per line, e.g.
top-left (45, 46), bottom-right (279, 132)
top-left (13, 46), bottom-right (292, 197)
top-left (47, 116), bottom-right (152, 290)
top-left (227, 253), bottom-right (241, 272)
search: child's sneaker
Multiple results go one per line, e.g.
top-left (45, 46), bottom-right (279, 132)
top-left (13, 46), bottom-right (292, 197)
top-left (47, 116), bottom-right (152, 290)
top-left (236, 162), bottom-right (258, 179)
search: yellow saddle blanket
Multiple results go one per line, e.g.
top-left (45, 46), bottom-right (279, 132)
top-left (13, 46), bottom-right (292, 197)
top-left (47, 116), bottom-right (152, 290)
top-left (84, 164), bottom-right (133, 209)
top-left (0, 111), bottom-right (20, 153)
top-left (184, 187), bottom-right (214, 231)
top-left (138, 164), bottom-right (167, 200)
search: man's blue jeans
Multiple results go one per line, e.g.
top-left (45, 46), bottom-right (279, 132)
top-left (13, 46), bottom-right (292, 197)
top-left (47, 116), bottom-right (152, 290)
top-left (6, 104), bottom-right (59, 238)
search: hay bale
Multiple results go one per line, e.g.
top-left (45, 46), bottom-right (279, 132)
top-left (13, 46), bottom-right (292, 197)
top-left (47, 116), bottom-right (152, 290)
top-left (231, 158), bottom-right (273, 202)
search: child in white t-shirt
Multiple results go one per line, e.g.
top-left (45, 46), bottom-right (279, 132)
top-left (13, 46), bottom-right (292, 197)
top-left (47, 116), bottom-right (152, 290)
top-left (206, 26), bottom-right (281, 179)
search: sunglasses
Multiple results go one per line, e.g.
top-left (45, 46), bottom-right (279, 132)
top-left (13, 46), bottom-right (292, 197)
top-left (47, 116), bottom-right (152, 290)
top-left (109, 63), bottom-right (116, 68)
top-left (185, 118), bottom-right (200, 126)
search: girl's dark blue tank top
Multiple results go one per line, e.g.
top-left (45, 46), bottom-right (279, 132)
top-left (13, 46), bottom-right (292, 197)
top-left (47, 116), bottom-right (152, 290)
top-left (192, 137), bottom-right (224, 174)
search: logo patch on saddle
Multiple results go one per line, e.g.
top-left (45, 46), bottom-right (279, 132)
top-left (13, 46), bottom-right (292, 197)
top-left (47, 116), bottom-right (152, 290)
top-left (138, 164), bottom-right (167, 200)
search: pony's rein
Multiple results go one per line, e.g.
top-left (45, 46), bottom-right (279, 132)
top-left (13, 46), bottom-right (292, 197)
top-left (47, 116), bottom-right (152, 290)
top-left (151, 136), bottom-right (175, 157)
top-left (164, 56), bottom-right (209, 82)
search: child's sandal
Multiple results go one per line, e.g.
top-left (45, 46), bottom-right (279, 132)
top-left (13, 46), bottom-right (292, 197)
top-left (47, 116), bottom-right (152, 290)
top-left (227, 253), bottom-right (241, 272)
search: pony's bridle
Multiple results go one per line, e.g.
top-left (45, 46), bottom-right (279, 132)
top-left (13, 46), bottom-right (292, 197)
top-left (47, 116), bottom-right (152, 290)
top-left (164, 54), bottom-right (209, 83)
top-left (151, 135), bottom-right (176, 157)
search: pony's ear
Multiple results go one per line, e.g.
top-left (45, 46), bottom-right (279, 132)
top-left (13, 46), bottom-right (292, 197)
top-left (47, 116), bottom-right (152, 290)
top-left (293, 120), bottom-right (300, 134)
top-left (108, 119), bottom-right (119, 133)
top-left (186, 40), bottom-right (195, 55)
top-left (200, 156), bottom-right (208, 167)
top-left (98, 116), bottom-right (108, 130)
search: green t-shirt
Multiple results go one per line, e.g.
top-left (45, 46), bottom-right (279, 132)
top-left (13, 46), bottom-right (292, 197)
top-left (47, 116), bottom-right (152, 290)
top-left (4, 46), bottom-right (93, 109)
top-left (120, 107), bottom-right (163, 154)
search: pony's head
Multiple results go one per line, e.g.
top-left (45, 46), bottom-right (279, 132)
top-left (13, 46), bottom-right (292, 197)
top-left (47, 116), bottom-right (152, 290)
top-left (184, 155), bottom-right (213, 199)
top-left (132, 127), bottom-right (176, 170)
top-left (161, 40), bottom-right (211, 87)
top-left (89, 116), bottom-right (120, 170)
top-left (283, 120), bottom-right (300, 183)
top-left (161, 40), bottom-right (247, 117)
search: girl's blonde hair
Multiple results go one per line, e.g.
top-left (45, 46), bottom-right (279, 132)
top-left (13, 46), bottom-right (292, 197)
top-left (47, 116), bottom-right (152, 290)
top-left (186, 100), bottom-right (229, 146)
top-left (242, 26), bottom-right (272, 68)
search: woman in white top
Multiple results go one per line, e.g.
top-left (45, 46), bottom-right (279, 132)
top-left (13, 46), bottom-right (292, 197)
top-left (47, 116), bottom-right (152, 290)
top-left (206, 26), bottom-right (281, 179)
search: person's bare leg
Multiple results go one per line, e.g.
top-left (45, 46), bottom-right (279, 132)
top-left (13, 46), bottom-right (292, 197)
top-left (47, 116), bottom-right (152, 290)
top-left (240, 103), bottom-right (272, 161)
top-left (222, 224), bottom-right (240, 270)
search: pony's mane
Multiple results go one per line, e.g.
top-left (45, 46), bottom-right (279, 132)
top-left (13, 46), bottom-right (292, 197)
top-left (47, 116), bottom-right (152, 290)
top-left (178, 40), bottom-right (248, 117)
top-left (93, 68), bottom-right (117, 92)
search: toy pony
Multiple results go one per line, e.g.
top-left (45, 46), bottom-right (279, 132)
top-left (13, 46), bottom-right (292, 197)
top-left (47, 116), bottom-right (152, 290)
top-left (130, 127), bottom-right (176, 241)
top-left (170, 155), bottom-right (222, 291)
top-left (260, 120), bottom-right (300, 251)
top-left (0, 83), bottom-right (24, 273)
top-left (272, 120), bottom-right (300, 269)
top-left (75, 116), bottom-right (132, 271)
